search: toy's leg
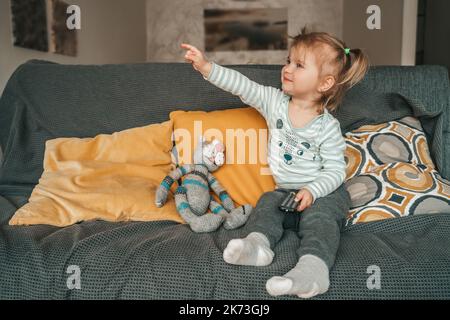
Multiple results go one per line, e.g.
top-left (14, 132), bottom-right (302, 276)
top-left (224, 205), bottom-right (252, 230)
top-left (209, 201), bottom-right (252, 230)
top-left (174, 186), bottom-right (223, 233)
top-left (209, 200), bottom-right (228, 217)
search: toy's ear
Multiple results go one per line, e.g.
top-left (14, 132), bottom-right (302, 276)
top-left (213, 139), bottom-right (225, 153)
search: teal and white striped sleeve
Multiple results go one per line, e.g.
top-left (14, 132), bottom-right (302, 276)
top-left (303, 119), bottom-right (347, 202)
top-left (204, 62), bottom-right (282, 119)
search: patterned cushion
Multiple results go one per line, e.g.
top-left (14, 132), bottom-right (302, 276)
top-left (344, 116), bottom-right (450, 225)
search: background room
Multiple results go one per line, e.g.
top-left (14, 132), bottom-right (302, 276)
top-left (1, 0), bottom-right (450, 96)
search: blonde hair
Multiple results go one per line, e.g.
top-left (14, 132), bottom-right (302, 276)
top-left (289, 27), bottom-right (369, 113)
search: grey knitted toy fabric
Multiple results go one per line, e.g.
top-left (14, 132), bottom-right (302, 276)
top-left (155, 136), bottom-right (253, 232)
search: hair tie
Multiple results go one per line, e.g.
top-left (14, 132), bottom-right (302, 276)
top-left (344, 48), bottom-right (351, 55)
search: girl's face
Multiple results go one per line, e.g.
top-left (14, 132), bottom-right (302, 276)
top-left (281, 46), bottom-right (322, 99)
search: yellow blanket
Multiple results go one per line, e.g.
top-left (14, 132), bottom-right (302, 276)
top-left (9, 120), bottom-right (184, 227)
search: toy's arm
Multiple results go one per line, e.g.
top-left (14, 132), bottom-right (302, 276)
top-left (207, 172), bottom-right (235, 212)
top-left (155, 164), bottom-right (195, 207)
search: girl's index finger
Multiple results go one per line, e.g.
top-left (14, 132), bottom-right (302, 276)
top-left (181, 43), bottom-right (200, 54)
top-left (181, 43), bottom-right (195, 50)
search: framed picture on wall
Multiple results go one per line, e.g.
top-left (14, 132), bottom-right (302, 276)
top-left (10, 0), bottom-right (49, 52)
top-left (204, 8), bottom-right (287, 52)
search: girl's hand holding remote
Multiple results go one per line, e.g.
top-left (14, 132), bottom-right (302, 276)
top-left (295, 188), bottom-right (314, 212)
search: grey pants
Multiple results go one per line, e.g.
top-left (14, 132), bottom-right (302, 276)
top-left (248, 185), bottom-right (350, 269)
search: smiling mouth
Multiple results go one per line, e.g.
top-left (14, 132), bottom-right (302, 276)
top-left (283, 77), bottom-right (292, 82)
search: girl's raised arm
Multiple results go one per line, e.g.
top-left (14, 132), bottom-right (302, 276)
top-left (180, 43), bottom-right (282, 120)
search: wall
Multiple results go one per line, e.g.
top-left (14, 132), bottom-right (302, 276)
top-left (146, 0), bottom-right (343, 65)
top-left (423, 0), bottom-right (450, 71)
top-left (343, 0), bottom-right (405, 66)
top-left (0, 0), bottom-right (147, 163)
top-left (0, 0), bottom-right (147, 96)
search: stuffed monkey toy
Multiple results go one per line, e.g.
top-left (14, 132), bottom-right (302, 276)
top-left (155, 135), bottom-right (252, 233)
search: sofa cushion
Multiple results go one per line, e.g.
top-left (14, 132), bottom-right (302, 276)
top-left (9, 120), bottom-right (184, 227)
top-left (344, 116), bottom-right (450, 224)
top-left (335, 90), bottom-right (446, 178)
top-left (170, 107), bottom-right (276, 207)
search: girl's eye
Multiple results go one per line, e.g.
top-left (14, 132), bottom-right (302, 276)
top-left (286, 59), bottom-right (303, 68)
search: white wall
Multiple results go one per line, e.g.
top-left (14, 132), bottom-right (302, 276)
top-left (0, 0), bottom-right (147, 96)
top-left (146, 0), bottom-right (344, 65)
top-left (343, 0), bottom-right (404, 66)
top-left (0, 0), bottom-right (147, 162)
top-left (343, 0), bottom-right (418, 66)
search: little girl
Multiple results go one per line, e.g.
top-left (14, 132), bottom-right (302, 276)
top-left (181, 28), bottom-right (369, 298)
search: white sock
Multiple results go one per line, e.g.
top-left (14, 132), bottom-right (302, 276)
top-left (223, 232), bottom-right (274, 266)
top-left (266, 254), bottom-right (330, 298)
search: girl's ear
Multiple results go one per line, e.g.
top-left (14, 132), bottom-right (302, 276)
top-left (318, 75), bottom-right (335, 93)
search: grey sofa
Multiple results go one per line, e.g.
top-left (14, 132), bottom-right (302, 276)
top-left (0, 59), bottom-right (449, 299)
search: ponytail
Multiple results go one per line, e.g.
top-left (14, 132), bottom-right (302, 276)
top-left (337, 48), bottom-right (370, 89)
top-left (319, 46), bottom-right (370, 112)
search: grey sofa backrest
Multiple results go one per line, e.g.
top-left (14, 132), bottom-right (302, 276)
top-left (0, 59), bottom-right (448, 195)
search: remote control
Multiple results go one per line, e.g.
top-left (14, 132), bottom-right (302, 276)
top-left (279, 191), bottom-right (300, 213)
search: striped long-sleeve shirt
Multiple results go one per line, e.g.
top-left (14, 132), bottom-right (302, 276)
top-left (204, 62), bottom-right (347, 201)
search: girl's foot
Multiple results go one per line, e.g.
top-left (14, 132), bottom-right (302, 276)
top-left (266, 254), bottom-right (329, 298)
top-left (223, 232), bottom-right (274, 266)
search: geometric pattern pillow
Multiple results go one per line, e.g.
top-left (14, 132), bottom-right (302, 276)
top-left (344, 116), bottom-right (450, 225)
